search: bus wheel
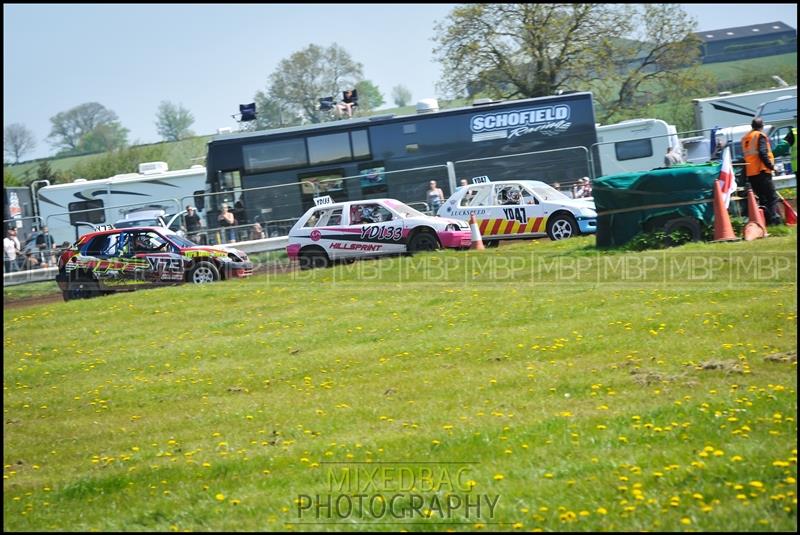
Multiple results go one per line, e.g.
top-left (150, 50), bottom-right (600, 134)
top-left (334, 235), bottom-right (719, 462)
top-left (408, 231), bottom-right (440, 253)
top-left (547, 213), bottom-right (577, 241)
top-left (299, 248), bottom-right (330, 270)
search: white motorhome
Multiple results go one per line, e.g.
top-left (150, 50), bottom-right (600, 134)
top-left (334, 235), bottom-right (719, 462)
top-left (693, 86), bottom-right (797, 132)
top-left (595, 118), bottom-right (680, 176)
top-left (755, 95), bottom-right (797, 129)
top-left (37, 163), bottom-right (208, 245)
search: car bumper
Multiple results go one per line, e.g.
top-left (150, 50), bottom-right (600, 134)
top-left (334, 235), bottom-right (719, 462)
top-left (577, 217), bottom-right (597, 234)
top-left (286, 243), bottom-right (301, 260)
top-left (223, 261), bottom-right (254, 278)
top-left (437, 230), bottom-right (473, 249)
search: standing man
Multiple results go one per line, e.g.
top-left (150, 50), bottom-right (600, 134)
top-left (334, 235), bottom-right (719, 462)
top-left (36, 226), bottom-right (55, 266)
top-left (4, 228), bottom-right (21, 272)
top-left (741, 117), bottom-right (780, 225)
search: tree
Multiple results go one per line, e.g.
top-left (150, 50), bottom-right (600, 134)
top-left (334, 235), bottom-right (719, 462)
top-left (266, 43), bottom-right (363, 123)
top-left (354, 80), bottom-right (385, 112)
top-left (391, 85), bottom-right (413, 107)
top-left (252, 90), bottom-right (304, 130)
top-left (155, 101), bottom-right (196, 141)
top-left (433, 3), bottom-right (702, 120)
top-left (48, 102), bottom-right (128, 155)
top-left (4, 123), bottom-right (37, 164)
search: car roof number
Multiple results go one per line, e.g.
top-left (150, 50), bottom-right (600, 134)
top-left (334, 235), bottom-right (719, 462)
top-left (472, 175), bottom-right (491, 184)
top-left (313, 195), bottom-right (334, 206)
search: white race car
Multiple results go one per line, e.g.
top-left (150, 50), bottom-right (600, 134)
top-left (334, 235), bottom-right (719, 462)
top-left (437, 179), bottom-right (597, 242)
top-left (287, 197), bottom-right (473, 269)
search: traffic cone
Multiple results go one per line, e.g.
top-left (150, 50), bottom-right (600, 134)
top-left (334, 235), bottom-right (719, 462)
top-left (468, 213), bottom-right (485, 250)
top-left (712, 180), bottom-right (738, 242)
top-left (743, 188), bottom-right (767, 241)
top-left (777, 192), bottom-right (797, 225)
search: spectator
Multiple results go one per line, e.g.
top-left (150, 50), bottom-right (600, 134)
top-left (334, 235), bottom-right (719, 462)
top-left (185, 205), bottom-right (202, 234)
top-left (250, 222), bottom-right (266, 240)
top-left (233, 200), bottom-right (247, 241)
top-left (336, 89), bottom-right (356, 118)
top-left (741, 116), bottom-right (780, 225)
top-left (4, 228), bottom-right (21, 272)
top-left (581, 177), bottom-right (592, 198)
top-left (426, 180), bottom-right (445, 213)
top-left (20, 251), bottom-right (40, 271)
top-left (36, 226), bottom-right (56, 266)
top-left (218, 204), bottom-right (236, 242)
top-left (664, 146), bottom-right (683, 167)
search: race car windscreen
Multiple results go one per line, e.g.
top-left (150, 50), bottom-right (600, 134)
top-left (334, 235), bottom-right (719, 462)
top-left (168, 234), bottom-right (198, 248)
top-left (385, 200), bottom-right (425, 218)
top-left (528, 184), bottom-right (570, 201)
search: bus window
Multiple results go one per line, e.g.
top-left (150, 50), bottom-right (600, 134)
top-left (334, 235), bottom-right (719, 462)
top-left (243, 138), bottom-right (307, 172)
top-left (359, 165), bottom-right (387, 197)
top-left (308, 132), bottom-right (351, 165)
top-left (350, 130), bottom-right (371, 159)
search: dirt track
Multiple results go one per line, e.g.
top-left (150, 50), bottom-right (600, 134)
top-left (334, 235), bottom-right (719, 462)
top-left (3, 261), bottom-right (297, 311)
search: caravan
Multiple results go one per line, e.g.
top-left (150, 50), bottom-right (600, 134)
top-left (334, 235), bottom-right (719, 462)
top-left (36, 163), bottom-right (208, 246)
top-left (693, 86), bottom-right (797, 132)
top-left (595, 118), bottom-right (680, 176)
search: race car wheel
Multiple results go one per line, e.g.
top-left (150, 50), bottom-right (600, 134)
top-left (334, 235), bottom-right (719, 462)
top-left (546, 213), bottom-right (578, 241)
top-left (62, 278), bottom-right (101, 302)
top-left (188, 261), bottom-right (220, 284)
top-left (299, 248), bottom-right (330, 270)
top-left (485, 240), bottom-right (500, 248)
top-left (407, 231), bottom-right (440, 253)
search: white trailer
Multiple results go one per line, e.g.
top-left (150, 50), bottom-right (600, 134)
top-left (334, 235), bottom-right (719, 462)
top-left (595, 118), bottom-right (680, 176)
top-left (37, 163), bottom-right (208, 245)
top-left (693, 86), bottom-right (797, 132)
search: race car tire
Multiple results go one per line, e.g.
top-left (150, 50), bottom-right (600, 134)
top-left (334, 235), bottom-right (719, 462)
top-left (62, 278), bottom-right (101, 302)
top-left (546, 213), bottom-right (578, 241)
top-left (299, 248), bottom-right (330, 270)
top-left (407, 231), bottom-right (440, 253)
top-left (188, 261), bottom-right (220, 284)
top-left (485, 240), bottom-right (500, 248)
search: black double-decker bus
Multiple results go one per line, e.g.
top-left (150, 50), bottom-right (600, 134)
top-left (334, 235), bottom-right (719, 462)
top-left (204, 92), bottom-right (599, 228)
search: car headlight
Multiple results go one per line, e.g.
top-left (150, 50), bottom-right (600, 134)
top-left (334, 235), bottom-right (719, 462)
top-left (445, 223), bottom-right (462, 231)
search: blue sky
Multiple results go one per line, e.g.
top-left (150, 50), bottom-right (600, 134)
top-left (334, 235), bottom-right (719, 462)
top-left (3, 3), bottom-right (797, 161)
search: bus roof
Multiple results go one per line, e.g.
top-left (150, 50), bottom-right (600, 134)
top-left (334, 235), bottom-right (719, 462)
top-left (209, 92), bottom-right (595, 145)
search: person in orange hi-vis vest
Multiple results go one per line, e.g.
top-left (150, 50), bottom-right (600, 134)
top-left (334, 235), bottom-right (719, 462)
top-left (741, 117), bottom-right (781, 225)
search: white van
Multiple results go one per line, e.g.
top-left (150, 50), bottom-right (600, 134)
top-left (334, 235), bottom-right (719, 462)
top-left (596, 118), bottom-right (681, 176)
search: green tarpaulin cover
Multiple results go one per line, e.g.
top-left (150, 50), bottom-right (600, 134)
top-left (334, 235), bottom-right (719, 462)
top-left (593, 163), bottom-right (722, 247)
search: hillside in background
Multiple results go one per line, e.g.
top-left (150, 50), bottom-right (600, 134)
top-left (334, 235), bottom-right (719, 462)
top-left (4, 52), bottom-right (796, 186)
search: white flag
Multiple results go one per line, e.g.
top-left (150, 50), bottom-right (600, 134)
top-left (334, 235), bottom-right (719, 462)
top-left (719, 146), bottom-right (736, 209)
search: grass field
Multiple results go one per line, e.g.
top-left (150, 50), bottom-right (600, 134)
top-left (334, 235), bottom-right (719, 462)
top-left (3, 232), bottom-right (797, 531)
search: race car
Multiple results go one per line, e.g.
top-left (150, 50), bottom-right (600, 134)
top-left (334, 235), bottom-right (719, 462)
top-left (55, 226), bottom-right (253, 301)
top-left (286, 197), bottom-right (472, 269)
top-left (437, 179), bottom-right (597, 242)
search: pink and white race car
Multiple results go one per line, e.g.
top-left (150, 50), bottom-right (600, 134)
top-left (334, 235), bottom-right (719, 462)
top-left (286, 197), bottom-right (472, 269)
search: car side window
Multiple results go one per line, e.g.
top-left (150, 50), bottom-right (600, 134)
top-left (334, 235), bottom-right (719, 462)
top-left (304, 210), bottom-right (324, 228)
top-left (521, 187), bottom-right (539, 205)
top-left (324, 208), bottom-right (343, 226)
top-left (461, 187), bottom-right (490, 207)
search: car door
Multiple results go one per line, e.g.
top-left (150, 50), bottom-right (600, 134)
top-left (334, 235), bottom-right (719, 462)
top-left (478, 184), bottom-right (547, 239)
top-left (125, 230), bottom-right (186, 284)
top-left (335, 202), bottom-right (404, 259)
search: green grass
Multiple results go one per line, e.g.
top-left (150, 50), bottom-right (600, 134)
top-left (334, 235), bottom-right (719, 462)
top-left (3, 280), bottom-right (60, 302)
top-left (3, 232), bottom-right (797, 531)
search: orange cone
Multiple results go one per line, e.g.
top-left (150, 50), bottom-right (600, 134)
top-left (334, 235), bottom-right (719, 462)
top-left (468, 213), bottom-right (485, 250)
top-left (778, 192), bottom-right (797, 225)
top-left (743, 188), bottom-right (767, 241)
top-left (712, 180), bottom-right (738, 242)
